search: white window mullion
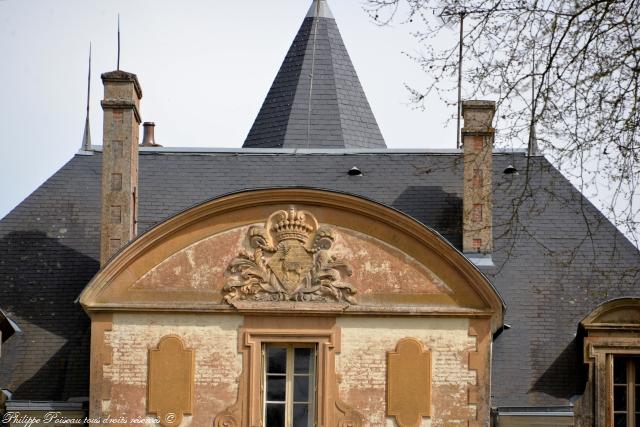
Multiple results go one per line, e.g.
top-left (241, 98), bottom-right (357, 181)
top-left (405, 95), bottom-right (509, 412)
top-left (286, 345), bottom-right (294, 427)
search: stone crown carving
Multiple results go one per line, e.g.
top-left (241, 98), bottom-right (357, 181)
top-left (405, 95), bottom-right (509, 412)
top-left (223, 208), bottom-right (357, 304)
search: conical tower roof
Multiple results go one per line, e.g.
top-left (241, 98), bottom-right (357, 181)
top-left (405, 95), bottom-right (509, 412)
top-left (243, 0), bottom-right (386, 149)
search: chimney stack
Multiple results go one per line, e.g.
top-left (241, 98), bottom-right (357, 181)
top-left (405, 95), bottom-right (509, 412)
top-left (99, 70), bottom-right (142, 266)
top-left (462, 100), bottom-right (495, 256)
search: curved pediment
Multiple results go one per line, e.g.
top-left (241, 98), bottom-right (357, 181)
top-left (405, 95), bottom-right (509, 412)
top-left (79, 189), bottom-right (504, 331)
top-left (581, 298), bottom-right (640, 331)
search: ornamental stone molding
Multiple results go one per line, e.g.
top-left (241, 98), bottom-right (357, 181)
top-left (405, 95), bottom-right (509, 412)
top-left (387, 338), bottom-right (432, 427)
top-left (222, 207), bottom-right (357, 304)
top-left (147, 335), bottom-right (194, 427)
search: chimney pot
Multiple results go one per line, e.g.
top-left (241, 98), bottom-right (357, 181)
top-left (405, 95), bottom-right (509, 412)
top-left (141, 122), bottom-right (161, 147)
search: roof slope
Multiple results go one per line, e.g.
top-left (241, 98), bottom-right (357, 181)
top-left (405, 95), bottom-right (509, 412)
top-left (1, 150), bottom-right (639, 408)
top-left (0, 156), bottom-right (99, 399)
top-left (243, 0), bottom-right (386, 149)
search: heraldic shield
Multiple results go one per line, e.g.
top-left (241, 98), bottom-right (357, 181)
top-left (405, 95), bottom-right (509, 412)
top-left (223, 207), bottom-right (357, 304)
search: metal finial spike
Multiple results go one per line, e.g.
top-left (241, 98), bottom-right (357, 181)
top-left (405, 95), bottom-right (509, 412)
top-left (117, 14), bottom-right (121, 70)
top-left (81, 42), bottom-right (92, 152)
top-left (87, 42), bottom-right (91, 116)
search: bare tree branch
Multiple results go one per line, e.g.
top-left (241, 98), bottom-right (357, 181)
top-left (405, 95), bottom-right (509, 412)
top-left (364, 0), bottom-right (640, 246)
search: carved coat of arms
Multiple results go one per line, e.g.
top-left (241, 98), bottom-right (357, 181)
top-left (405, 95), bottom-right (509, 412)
top-left (223, 208), bottom-right (357, 304)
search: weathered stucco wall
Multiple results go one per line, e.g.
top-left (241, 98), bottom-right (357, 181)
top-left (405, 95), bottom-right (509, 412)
top-left (98, 314), bottom-right (488, 427)
top-left (337, 317), bottom-right (478, 427)
top-left (103, 313), bottom-right (242, 426)
top-left (131, 224), bottom-right (454, 305)
top-left (83, 197), bottom-right (501, 426)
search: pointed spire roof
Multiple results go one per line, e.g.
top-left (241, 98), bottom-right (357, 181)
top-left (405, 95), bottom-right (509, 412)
top-left (243, 0), bottom-right (386, 149)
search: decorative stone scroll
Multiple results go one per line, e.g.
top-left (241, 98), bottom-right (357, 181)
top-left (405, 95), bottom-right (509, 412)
top-left (223, 207), bottom-right (357, 304)
top-left (387, 338), bottom-right (431, 427)
top-left (148, 335), bottom-right (194, 427)
top-left (336, 399), bottom-right (364, 427)
top-left (212, 407), bottom-right (240, 427)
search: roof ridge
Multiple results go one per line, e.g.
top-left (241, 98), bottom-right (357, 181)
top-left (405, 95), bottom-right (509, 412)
top-left (88, 145), bottom-right (533, 155)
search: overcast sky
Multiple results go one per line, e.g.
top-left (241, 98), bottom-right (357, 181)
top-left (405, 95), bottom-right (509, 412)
top-left (1, 0), bottom-right (638, 249)
top-left (0, 0), bottom-right (466, 219)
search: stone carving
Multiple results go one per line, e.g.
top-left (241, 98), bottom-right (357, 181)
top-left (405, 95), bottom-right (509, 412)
top-left (223, 208), bottom-right (357, 304)
top-left (148, 335), bottom-right (194, 427)
top-left (212, 409), bottom-right (240, 427)
top-left (387, 338), bottom-right (431, 427)
top-left (335, 399), bottom-right (364, 427)
top-left (213, 372), bottom-right (244, 427)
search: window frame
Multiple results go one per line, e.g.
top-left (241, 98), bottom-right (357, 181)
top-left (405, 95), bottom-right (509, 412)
top-left (237, 318), bottom-right (339, 427)
top-left (612, 356), bottom-right (640, 426)
top-left (262, 343), bottom-right (317, 427)
top-left (212, 317), bottom-right (363, 427)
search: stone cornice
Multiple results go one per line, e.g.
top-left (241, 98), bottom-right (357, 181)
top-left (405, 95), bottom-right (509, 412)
top-left (100, 99), bottom-right (142, 124)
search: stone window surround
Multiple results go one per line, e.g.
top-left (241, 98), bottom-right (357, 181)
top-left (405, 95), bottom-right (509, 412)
top-left (584, 338), bottom-right (640, 426)
top-left (213, 316), bottom-right (363, 427)
top-left (245, 326), bottom-right (335, 426)
top-left (579, 298), bottom-right (640, 427)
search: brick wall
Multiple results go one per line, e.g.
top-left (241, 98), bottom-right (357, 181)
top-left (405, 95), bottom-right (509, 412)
top-left (337, 317), bottom-right (477, 427)
top-left (103, 313), bottom-right (242, 426)
top-left (97, 314), bottom-right (487, 426)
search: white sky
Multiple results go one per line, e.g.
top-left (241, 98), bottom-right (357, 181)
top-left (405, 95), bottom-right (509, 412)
top-left (0, 0), bottom-right (463, 219)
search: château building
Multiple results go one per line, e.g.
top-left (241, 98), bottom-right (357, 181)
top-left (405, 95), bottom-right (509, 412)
top-left (2, 1), bottom-right (640, 426)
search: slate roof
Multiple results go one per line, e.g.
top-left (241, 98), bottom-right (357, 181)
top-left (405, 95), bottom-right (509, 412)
top-left (242, 0), bottom-right (386, 149)
top-left (1, 148), bottom-right (639, 407)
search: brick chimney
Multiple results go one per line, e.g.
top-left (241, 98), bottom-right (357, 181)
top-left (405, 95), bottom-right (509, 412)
top-left (99, 70), bottom-right (142, 266)
top-left (462, 100), bottom-right (495, 256)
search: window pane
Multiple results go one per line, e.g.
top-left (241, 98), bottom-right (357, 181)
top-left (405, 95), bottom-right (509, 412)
top-left (636, 359), bottom-right (640, 384)
top-left (294, 376), bottom-right (310, 402)
top-left (614, 385), bottom-right (628, 411)
top-left (267, 347), bottom-right (286, 374)
top-left (295, 348), bottom-right (311, 373)
top-left (293, 404), bottom-right (309, 427)
top-left (266, 403), bottom-right (285, 427)
top-left (266, 376), bottom-right (286, 401)
top-left (636, 385), bottom-right (640, 409)
top-left (614, 413), bottom-right (627, 427)
top-left (615, 358), bottom-right (627, 384)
